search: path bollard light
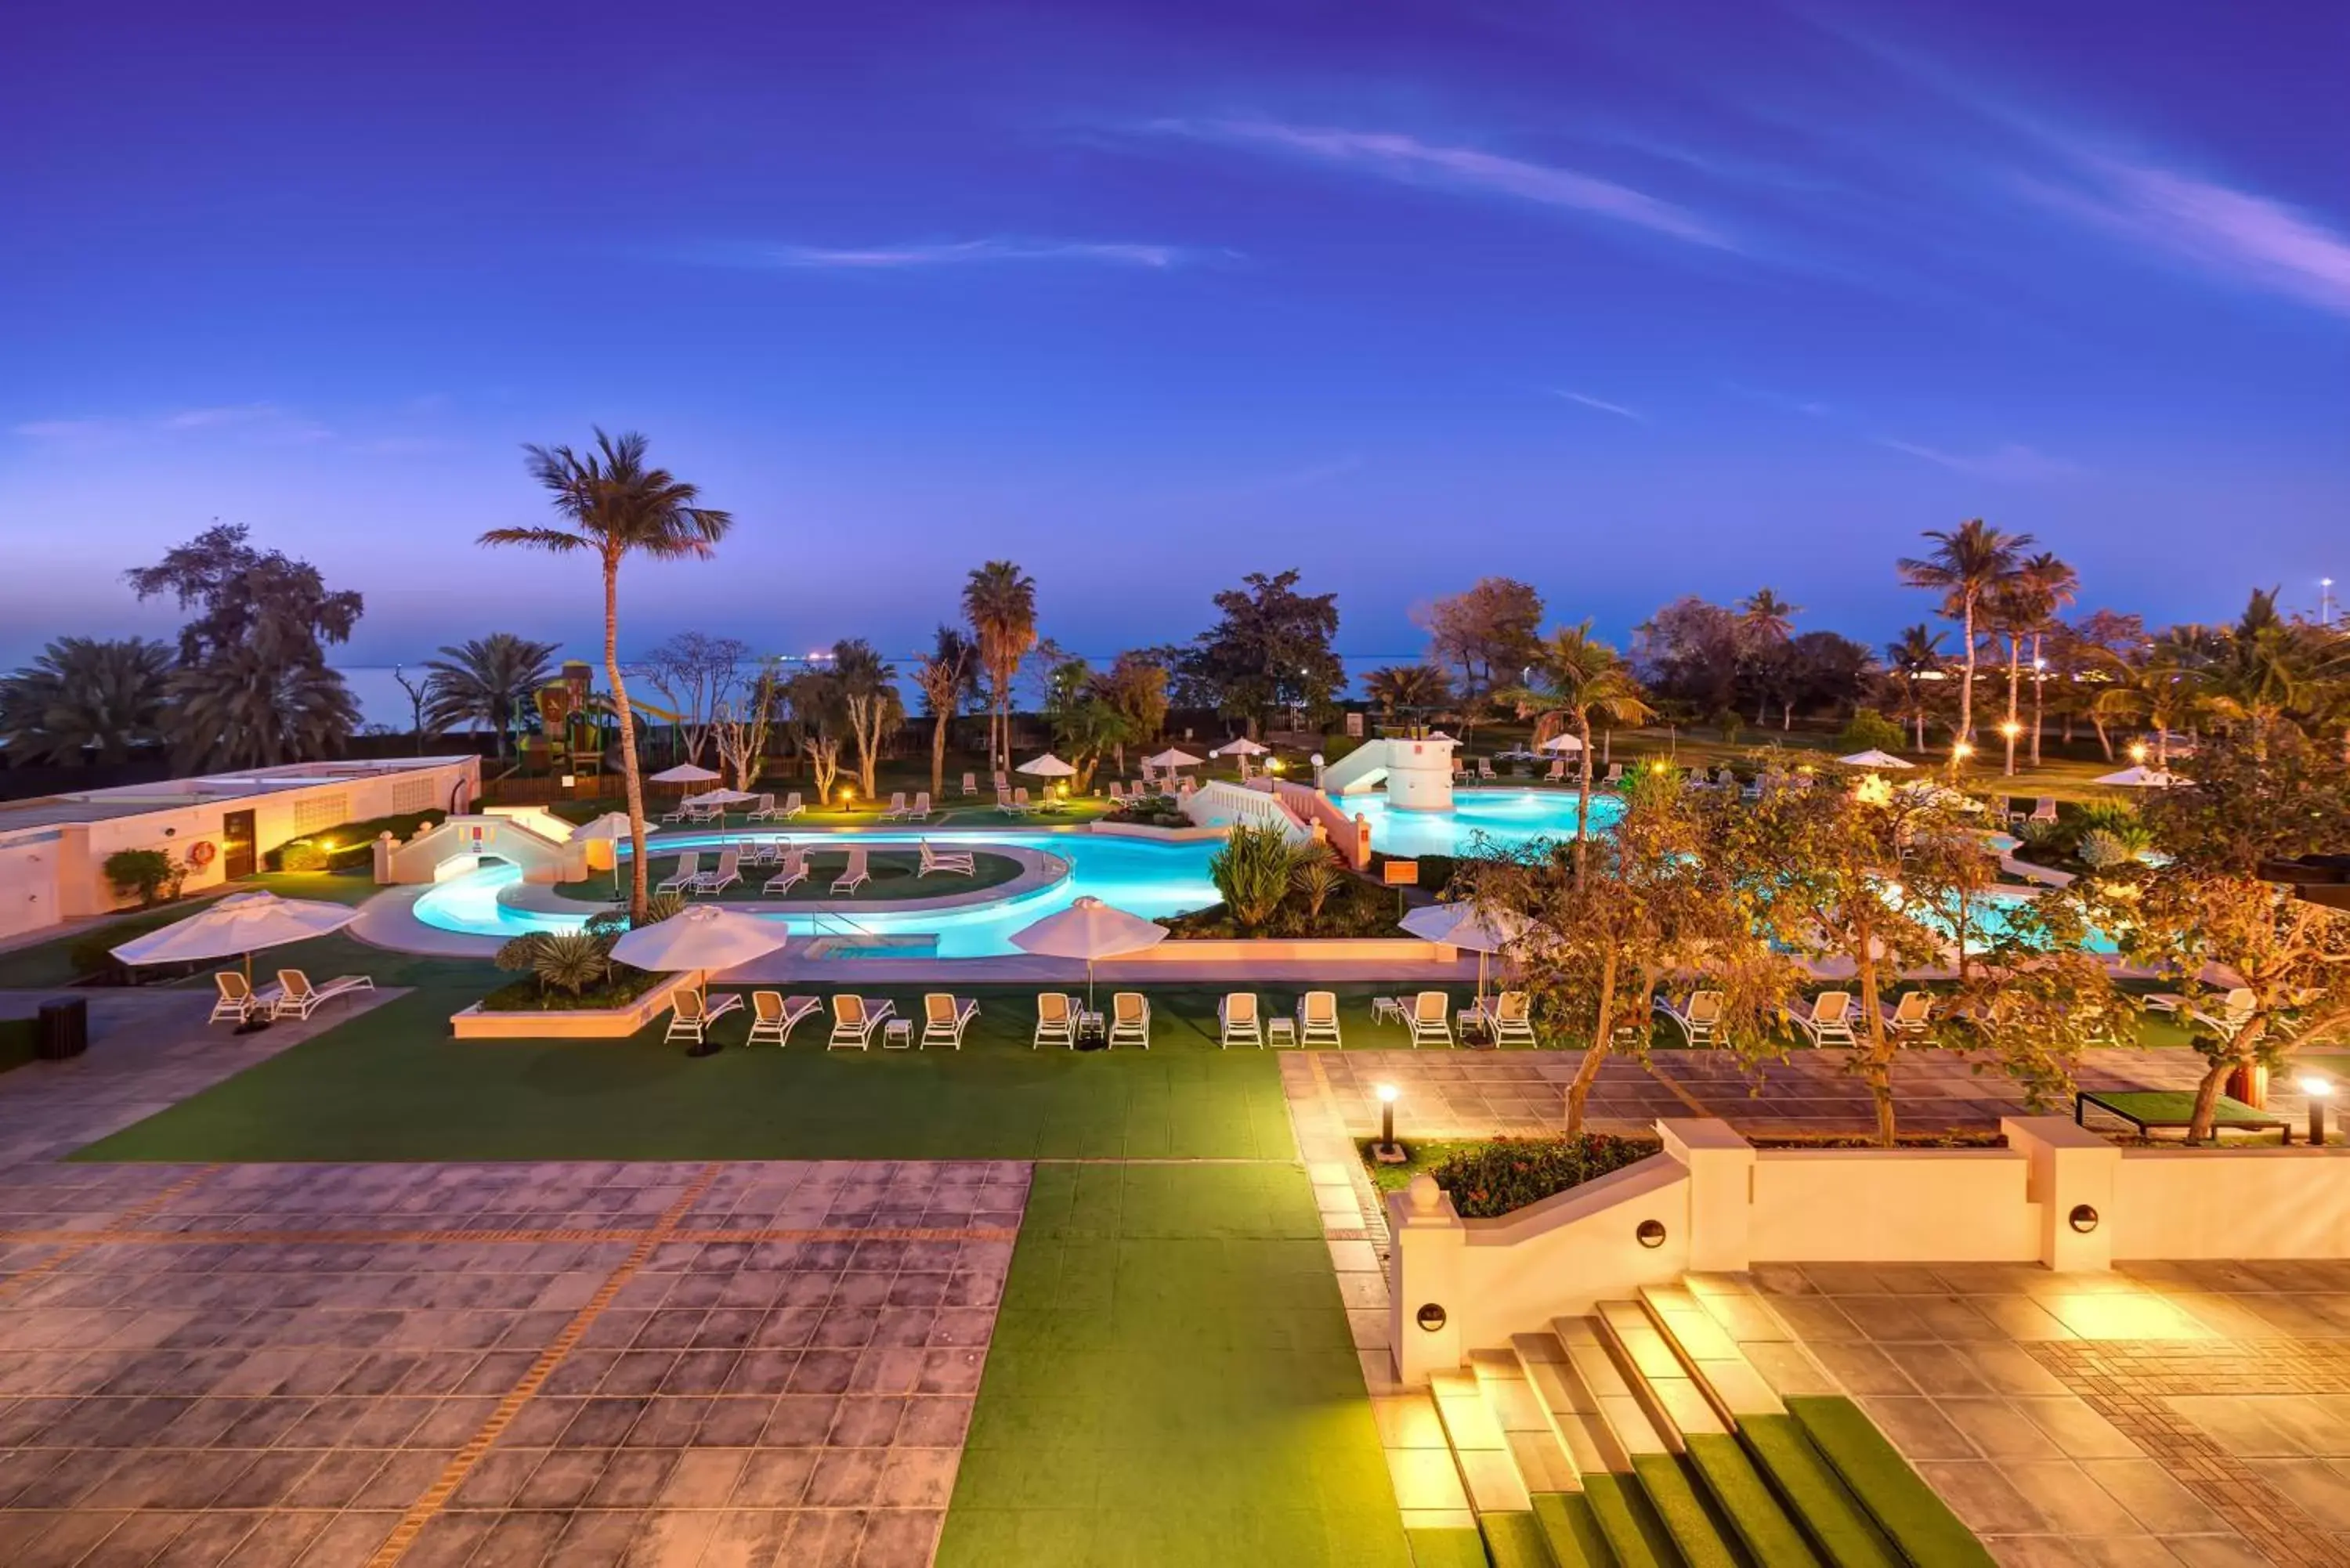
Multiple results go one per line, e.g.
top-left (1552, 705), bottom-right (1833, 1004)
top-left (1373, 1083), bottom-right (1406, 1163)
top-left (2301, 1077), bottom-right (2333, 1147)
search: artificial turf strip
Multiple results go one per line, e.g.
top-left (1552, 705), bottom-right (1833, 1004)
top-left (1480, 1509), bottom-right (1559, 1568)
top-left (1681, 1433), bottom-right (1821, 1567)
top-left (1784, 1397), bottom-right (1996, 1568)
top-left (937, 1162), bottom-right (1412, 1568)
top-left (1631, 1454), bottom-right (1752, 1568)
top-left (1407, 1528), bottom-right (1495, 1568)
top-left (1735, 1415), bottom-right (1901, 1568)
top-left (1531, 1492), bottom-right (1613, 1566)
top-left (1580, 1472), bottom-right (1684, 1568)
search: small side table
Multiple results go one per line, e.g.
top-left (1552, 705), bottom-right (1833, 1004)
top-left (1371, 996), bottom-right (1405, 1028)
top-left (883, 1018), bottom-right (914, 1050)
top-left (1267, 1017), bottom-right (1299, 1048)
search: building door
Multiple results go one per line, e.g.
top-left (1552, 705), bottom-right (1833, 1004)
top-left (222, 810), bottom-right (256, 880)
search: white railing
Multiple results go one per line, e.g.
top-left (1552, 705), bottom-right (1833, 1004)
top-left (1181, 779), bottom-right (1314, 844)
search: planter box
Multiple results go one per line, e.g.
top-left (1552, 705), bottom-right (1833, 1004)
top-left (450, 971), bottom-right (696, 1039)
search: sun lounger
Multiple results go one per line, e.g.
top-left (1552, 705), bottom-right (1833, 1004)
top-left (744, 793), bottom-right (782, 822)
top-left (1882, 990), bottom-right (1934, 1035)
top-left (1654, 989), bottom-right (1724, 1046)
top-left (210, 970), bottom-right (280, 1025)
top-left (830, 847), bottom-right (871, 894)
top-left (746, 991), bottom-right (820, 1046)
top-left (1603, 763), bottom-right (1625, 787)
top-left (1297, 990), bottom-right (1342, 1047)
top-left (655, 852), bottom-right (703, 894)
top-left (689, 847), bottom-right (743, 896)
top-left (2077, 1089), bottom-right (2294, 1143)
top-left (763, 851), bottom-right (809, 896)
top-left (1033, 992), bottom-right (1079, 1049)
top-left (879, 792), bottom-right (910, 821)
top-left (997, 787), bottom-right (1030, 818)
top-left (667, 988), bottom-right (743, 1046)
top-left (271, 970), bottom-right (375, 1021)
top-left (1408, 990), bottom-right (1454, 1048)
top-left (921, 993), bottom-right (978, 1050)
top-left (962, 771), bottom-right (978, 797)
top-left (1108, 992), bottom-right (1151, 1049)
top-left (918, 840), bottom-right (976, 877)
top-left (828, 995), bottom-right (894, 1050)
top-left (1476, 758), bottom-right (1496, 781)
top-left (1477, 990), bottom-right (1537, 1047)
top-left (909, 791), bottom-right (932, 820)
top-left (1788, 990), bottom-right (1857, 1047)
top-left (779, 792), bottom-right (805, 819)
top-left (1545, 758), bottom-right (1566, 782)
top-left (1218, 992), bottom-right (1263, 1048)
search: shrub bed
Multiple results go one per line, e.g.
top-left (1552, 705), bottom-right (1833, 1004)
top-left (476, 966), bottom-right (668, 1012)
top-left (266, 809), bottom-right (446, 872)
top-left (1160, 870), bottom-right (1402, 939)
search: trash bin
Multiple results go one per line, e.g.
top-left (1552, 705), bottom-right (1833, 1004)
top-left (35, 998), bottom-right (88, 1060)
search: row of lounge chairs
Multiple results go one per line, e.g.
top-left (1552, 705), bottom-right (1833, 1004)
top-left (663, 789), bottom-right (949, 824)
top-left (1653, 988), bottom-right (1936, 1048)
top-left (211, 969), bottom-right (375, 1026)
top-left (667, 989), bottom-right (980, 1050)
top-left (653, 840), bottom-right (978, 899)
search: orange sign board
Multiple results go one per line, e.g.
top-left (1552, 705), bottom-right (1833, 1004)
top-left (1383, 860), bottom-right (1419, 887)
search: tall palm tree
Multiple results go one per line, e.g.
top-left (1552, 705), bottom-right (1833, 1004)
top-left (961, 561), bottom-right (1037, 776)
top-left (423, 634), bottom-right (561, 759)
top-left (164, 647), bottom-right (360, 770)
top-left (1884, 624), bottom-right (1947, 750)
top-left (2015, 552), bottom-right (2077, 766)
top-left (1738, 589), bottom-right (1799, 723)
top-left (1898, 520), bottom-right (2030, 746)
top-left (1363, 663), bottom-right (1450, 724)
top-left (913, 627), bottom-right (978, 800)
top-left (0, 636), bottom-right (173, 764)
top-left (1499, 622), bottom-right (1654, 880)
top-left (480, 431), bottom-right (732, 919)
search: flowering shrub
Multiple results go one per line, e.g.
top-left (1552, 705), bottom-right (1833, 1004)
top-left (1427, 1134), bottom-right (1659, 1218)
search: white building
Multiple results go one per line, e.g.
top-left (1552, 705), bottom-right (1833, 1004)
top-left (0, 756), bottom-right (479, 941)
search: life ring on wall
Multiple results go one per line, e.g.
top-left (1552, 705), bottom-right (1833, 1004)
top-left (186, 840), bottom-right (217, 868)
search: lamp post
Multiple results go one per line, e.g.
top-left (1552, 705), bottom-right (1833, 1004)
top-left (2301, 1077), bottom-right (2333, 1147)
top-left (1948, 739), bottom-right (1972, 782)
top-left (2000, 720), bottom-right (2022, 778)
top-left (1373, 1083), bottom-right (1405, 1163)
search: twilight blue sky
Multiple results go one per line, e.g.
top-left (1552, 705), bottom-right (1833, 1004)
top-left (3, 0), bottom-right (2345, 674)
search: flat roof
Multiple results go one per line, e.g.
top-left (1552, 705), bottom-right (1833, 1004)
top-left (0, 757), bottom-right (476, 835)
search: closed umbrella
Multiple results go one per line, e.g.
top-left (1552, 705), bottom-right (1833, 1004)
top-left (572, 811), bottom-right (657, 897)
top-left (114, 892), bottom-right (360, 1028)
top-left (1837, 749), bottom-right (1914, 769)
top-left (1399, 901), bottom-right (1529, 1009)
top-left (610, 905), bottom-right (787, 987)
top-left (1010, 896), bottom-right (1168, 1008)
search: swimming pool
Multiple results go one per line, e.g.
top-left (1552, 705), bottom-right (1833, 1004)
top-left (1340, 789), bottom-right (1626, 859)
top-left (411, 829), bottom-right (1224, 959)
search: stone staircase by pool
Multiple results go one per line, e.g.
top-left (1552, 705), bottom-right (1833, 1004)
top-left (1422, 1274), bottom-right (1993, 1567)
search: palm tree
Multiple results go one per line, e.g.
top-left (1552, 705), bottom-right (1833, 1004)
top-left (1884, 625), bottom-right (1946, 750)
top-left (1738, 588), bottom-right (1799, 723)
top-left (2093, 634), bottom-right (2202, 765)
top-left (480, 430), bottom-right (732, 920)
top-left (1983, 552), bottom-right (2075, 775)
top-left (0, 636), bottom-right (173, 764)
top-left (912, 627), bottom-right (978, 800)
top-left (423, 634), bottom-right (561, 759)
top-left (2016, 552), bottom-right (2077, 766)
top-left (830, 638), bottom-right (902, 797)
top-left (1898, 520), bottom-right (2030, 746)
top-left (961, 561), bottom-right (1037, 776)
top-left (1363, 663), bottom-right (1451, 725)
top-left (164, 647), bottom-right (361, 770)
top-left (1498, 622), bottom-right (1654, 880)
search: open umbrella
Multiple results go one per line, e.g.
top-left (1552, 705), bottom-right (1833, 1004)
top-left (1010, 896), bottom-right (1168, 1008)
top-left (1535, 732), bottom-right (1585, 753)
top-left (1836, 749), bottom-right (1915, 769)
top-left (696, 787), bottom-right (761, 806)
top-left (2094, 765), bottom-right (2183, 788)
top-left (1017, 753), bottom-right (1076, 778)
top-left (114, 892), bottom-right (360, 1030)
top-left (1212, 738), bottom-right (1269, 756)
top-left (571, 811), bottom-right (656, 896)
top-left (609, 905), bottom-right (787, 987)
top-left (1399, 901), bottom-right (1529, 1007)
top-left (649, 762), bottom-right (721, 786)
top-left (1144, 748), bottom-right (1204, 771)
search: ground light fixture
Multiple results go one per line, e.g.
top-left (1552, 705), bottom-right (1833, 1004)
top-left (1372, 1083), bottom-right (1406, 1164)
top-left (2130, 742), bottom-right (2149, 764)
top-left (2301, 1076), bottom-right (2333, 1146)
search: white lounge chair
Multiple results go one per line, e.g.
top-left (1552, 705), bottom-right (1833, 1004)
top-left (1408, 990), bottom-right (1454, 1048)
top-left (909, 791), bottom-right (933, 820)
top-left (655, 852), bottom-right (703, 894)
top-left (763, 851), bottom-right (809, 896)
top-left (1655, 990), bottom-right (1724, 1046)
top-left (1219, 992), bottom-right (1263, 1048)
top-left (1603, 763), bottom-right (1625, 788)
top-left (921, 994), bottom-right (978, 1050)
top-left (747, 991), bottom-right (820, 1047)
top-left (993, 770), bottom-right (1010, 793)
top-left (1033, 992), bottom-right (1079, 1049)
top-left (1882, 990), bottom-right (1934, 1036)
top-left (210, 971), bottom-right (278, 1026)
top-left (1108, 992), bottom-right (1151, 1049)
top-left (1297, 991), bottom-right (1342, 1047)
top-left (831, 847), bottom-right (871, 894)
top-left (961, 771), bottom-right (978, 797)
top-left (996, 787), bottom-right (1030, 818)
top-left (779, 792), bottom-right (805, 820)
top-left (828, 995), bottom-right (893, 1050)
top-left (1476, 758), bottom-right (1496, 782)
top-left (744, 793), bottom-right (781, 822)
top-left (1545, 758), bottom-right (1567, 782)
top-left (667, 989), bottom-right (743, 1046)
top-left (918, 840), bottom-right (976, 877)
top-left (1478, 990), bottom-right (1538, 1047)
top-left (1012, 786), bottom-right (1036, 815)
top-left (689, 847), bottom-right (742, 896)
top-left (879, 792), bottom-right (910, 821)
top-left (2187, 988), bottom-right (2258, 1039)
top-left (1789, 991), bottom-right (1858, 1047)
top-left (271, 970), bottom-right (375, 1021)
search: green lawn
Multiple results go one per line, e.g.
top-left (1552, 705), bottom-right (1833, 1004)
top-left (938, 1161), bottom-right (1411, 1568)
top-left (548, 847), bottom-right (1032, 905)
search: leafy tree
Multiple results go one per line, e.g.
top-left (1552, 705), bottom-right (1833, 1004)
top-left (830, 638), bottom-right (902, 797)
top-left (1632, 596), bottom-right (1745, 724)
top-left (913, 627), bottom-right (978, 799)
top-left (1177, 570), bottom-right (1343, 737)
top-left (480, 429), bottom-right (733, 921)
top-left (1497, 621), bottom-right (1653, 880)
top-left (1898, 519), bottom-right (2030, 742)
top-left (1417, 577), bottom-right (1544, 721)
top-left (712, 657), bottom-right (784, 790)
top-left (1054, 697), bottom-right (1134, 791)
top-left (103, 848), bottom-right (183, 908)
top-left (963, 561), bottom-right (1038, 775)
top-left (0, 636), bottom-right (172, 764)
top-left (423, 634), bottom-right (561, 759)
top-left (640, 631), bottom-right (749, 766)
top-left (1090, 652), bottom-right (1170, 774)
top-left (1837, 707), bottom-right (1906, 756)
top-left (782, 667), bottom-right (848, 802)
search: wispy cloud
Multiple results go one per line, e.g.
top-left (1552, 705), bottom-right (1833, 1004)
top-left (13, 403), bottom-right (334, 447)
top-left (1550, 389), bottom-right (1645, 422)
top-left (1722, 381), bottom-right (1831, 418)
top-left (1875, 438), bottom-right (2082, 482)
top-left (1149, 118), bottom-right (1728, 250)
top-left (757, 238), bottom-right (1199, 270)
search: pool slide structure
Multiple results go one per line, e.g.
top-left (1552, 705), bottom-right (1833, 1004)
top-left (1315, 735), bottom-right (1457, 811)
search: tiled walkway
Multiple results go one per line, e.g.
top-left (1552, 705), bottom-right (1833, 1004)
top-left (0, 1161), bottom-right (1025, 1566)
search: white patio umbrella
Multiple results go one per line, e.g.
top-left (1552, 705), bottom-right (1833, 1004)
top-left (1212, 738), bottom-right (1270, 757)
top-left (696, 787), bottom-right (761, 806)
top-left (112, 891), bottom-right (358, 984)
top-left (1010, 896), bottom-right (1169, 1008)
top-left (2094, 765), bottom-right (2182, 788)
top-left (1143, 748), bottom-right (1204, 771)
top-left (1398, 901), bottom-right (1531, 1007)
top-left (1016, 753), bottom-right (1077, 778)
top-left (609, 905), bottom-right (787, 988)
top-left (1535, 732), bottom-right (1585, 753)
top-left (649, 762), bottom-right (721, 786)
top-left (1836, 749), bottom-right (1915, 769)
top-left (573, 811), bottom-right (658, 896)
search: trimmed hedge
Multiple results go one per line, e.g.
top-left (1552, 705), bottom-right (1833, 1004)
top-left (265, 809), bottom-right (445, 873)
top-left (1424, 1133), bottom-right (1661, 1219)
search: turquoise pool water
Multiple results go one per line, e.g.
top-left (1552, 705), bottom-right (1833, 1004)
top-left (1340, 789), bottom-right (1626, 859)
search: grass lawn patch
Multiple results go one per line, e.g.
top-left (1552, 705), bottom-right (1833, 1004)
top-left (937, 1162), bottom-right (1411, 1568)
top-left (548, 847), bottom-right (1031, 905)
top-left (1786, 1396), bottom-right (1994, 1566)
top-left (0, 872), bottom-right (388, 990)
